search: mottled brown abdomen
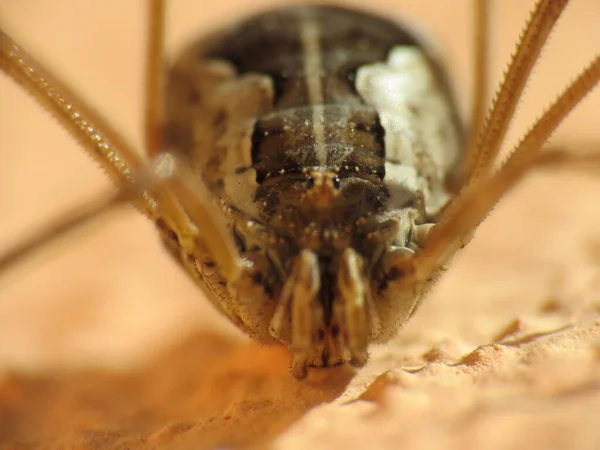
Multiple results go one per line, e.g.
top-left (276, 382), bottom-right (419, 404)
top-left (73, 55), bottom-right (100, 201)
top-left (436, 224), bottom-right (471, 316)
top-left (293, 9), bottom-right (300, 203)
top-left (165, 5), bottom-right (461, 243)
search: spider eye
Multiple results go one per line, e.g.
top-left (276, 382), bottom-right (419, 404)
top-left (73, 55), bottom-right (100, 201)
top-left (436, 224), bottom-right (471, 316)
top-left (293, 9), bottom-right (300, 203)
top-left (332, 177), bottom-right (341, 189)
top-left (306, 177), bottom-right (315, 189)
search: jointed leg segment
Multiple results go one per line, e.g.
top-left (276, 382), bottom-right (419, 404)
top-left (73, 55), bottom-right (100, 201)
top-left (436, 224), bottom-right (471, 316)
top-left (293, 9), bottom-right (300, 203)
top-left (463, 0), bottom-right (489, 181)
top-left (0, 3), bottom-right (243, 284)
top-left (144, 0), bottom-right (166, 157)
top-left (417, 49), bottom-right (600, 282)
top-left (0, 0), bottom-right (598, 380)
top-left (464, 0), bottom-right (571, 183)
top-left (0, 28), bottom-right (154, 215)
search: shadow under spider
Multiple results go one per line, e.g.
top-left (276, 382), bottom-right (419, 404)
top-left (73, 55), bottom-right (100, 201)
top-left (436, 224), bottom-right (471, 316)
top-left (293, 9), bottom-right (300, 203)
top-left (0, 330), bottom-right (355, 449)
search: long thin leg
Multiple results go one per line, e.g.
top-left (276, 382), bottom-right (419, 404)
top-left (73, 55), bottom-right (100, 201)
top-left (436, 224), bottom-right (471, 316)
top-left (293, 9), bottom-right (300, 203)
top-left (535, 145), bottom-right (600, 172)
top-left (416, 56), bottom-right (600, 281)
top-left (145, 0), bottom-right (165, 156)
top-left (0, 189), bottom-right (132, 276)
top-left (0, 28), bottom-right (154, 216)
top-left (0, 150), bottom-right (242, 281)
top-left (0, 6), bottom-right (242, 282)
top-left (465, 0), bottom-right (570, 183)
top-left (151, 153), bottom-right (242, 281)
top-left (463, 0), bottom-right (489, 182)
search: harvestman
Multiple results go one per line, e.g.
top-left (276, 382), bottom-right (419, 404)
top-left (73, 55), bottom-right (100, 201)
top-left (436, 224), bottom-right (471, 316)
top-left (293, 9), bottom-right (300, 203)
top-left (0, 0), bottom-right (599, 378)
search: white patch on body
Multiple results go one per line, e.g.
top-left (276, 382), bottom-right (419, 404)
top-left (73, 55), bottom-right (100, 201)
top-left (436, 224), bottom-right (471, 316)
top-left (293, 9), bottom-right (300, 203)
top-left (355, 47), bottom-right (461, 216)
top-left (383, 162), bottom-right (422, 209)
top-left (192, 64), bottom-right (274, 217)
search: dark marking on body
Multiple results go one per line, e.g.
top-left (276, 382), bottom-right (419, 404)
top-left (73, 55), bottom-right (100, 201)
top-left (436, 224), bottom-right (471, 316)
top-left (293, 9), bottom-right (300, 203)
top-left (202, 6), bottom-right (418, 190)
top-left (162, 5), bottom-right (456, 337)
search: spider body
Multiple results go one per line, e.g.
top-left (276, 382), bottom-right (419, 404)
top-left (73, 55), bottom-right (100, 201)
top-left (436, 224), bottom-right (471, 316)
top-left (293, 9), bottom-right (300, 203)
top-left (0, 0), bottom-right (598, 379)
top-left (160, 6), bottom-right (462, 375)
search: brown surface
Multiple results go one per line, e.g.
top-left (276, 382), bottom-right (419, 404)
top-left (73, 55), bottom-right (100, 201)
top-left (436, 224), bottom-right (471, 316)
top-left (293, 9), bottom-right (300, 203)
top-left (0, 0), bottom-right (599, 449)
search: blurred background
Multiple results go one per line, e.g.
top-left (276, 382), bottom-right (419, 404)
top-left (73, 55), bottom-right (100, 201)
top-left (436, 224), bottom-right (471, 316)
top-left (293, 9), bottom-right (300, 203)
top-left (0, 0), bottom-right (599, 374)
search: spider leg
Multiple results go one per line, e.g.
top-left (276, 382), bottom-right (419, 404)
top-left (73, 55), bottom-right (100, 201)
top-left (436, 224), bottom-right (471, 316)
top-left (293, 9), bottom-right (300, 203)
top-left (462, 0), bottom-right (489, 184)
top-left (0, 3), bottom-right (243, 283)
top-left (0, 189), bottom-right (132, 275)
top-left (0, 150), bottom-right (242, 282)
top-left (144, 0), bottom-right (165, 157)
top-left (416, 56), bottom-right (600, 281)
top-left (535, 145), bottom-right (600, 174)
top-left (0, 28), bottom-right (154, 215)
top-left (149, 152), bottom-right (242, 281)
top-left (464, 0), bottom-right (571, 183)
